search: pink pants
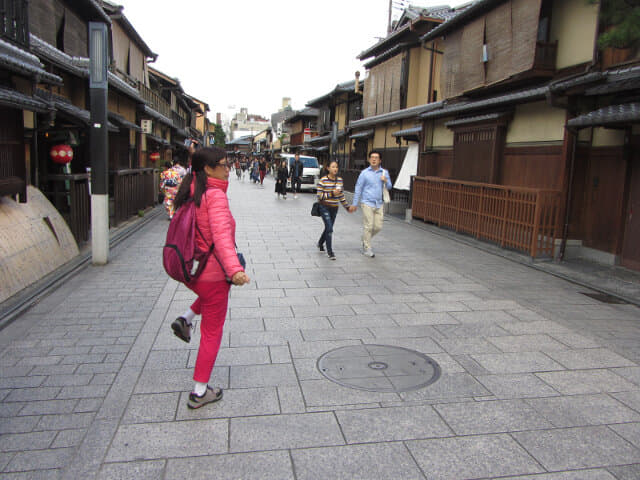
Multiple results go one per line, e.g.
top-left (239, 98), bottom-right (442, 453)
top-left (188, 279), bottom-right (231, 383)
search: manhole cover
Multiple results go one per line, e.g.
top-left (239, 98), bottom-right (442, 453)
top-left (316, 344), bottom-right (441, 393)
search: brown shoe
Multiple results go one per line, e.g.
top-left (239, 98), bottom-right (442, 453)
top-left (187, 386), bottom-right (223, 409)
top-left (171, 316), bottom-right (191, 343)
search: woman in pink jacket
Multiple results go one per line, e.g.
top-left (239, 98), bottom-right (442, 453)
top-left (172, 147), bottom-right (250, 409)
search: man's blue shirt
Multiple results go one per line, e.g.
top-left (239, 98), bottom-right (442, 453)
top-left (352, 166), bottom-right (393, 208)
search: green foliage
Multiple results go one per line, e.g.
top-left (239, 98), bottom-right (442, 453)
top-left (589, 0), bottom-right (640, 49)
top-left (212, 123), bottom-right (226, 147)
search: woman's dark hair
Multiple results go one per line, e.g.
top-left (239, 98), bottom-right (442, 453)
top-left (164, 161), bottom-right (172, 169)
top-left (174, 147), bottom-right (226, 209)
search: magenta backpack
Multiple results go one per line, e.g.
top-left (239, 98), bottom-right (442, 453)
top-left (163, 199), bottom-right (214, 284)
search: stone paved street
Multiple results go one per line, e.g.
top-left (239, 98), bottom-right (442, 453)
top-left (1, 175), bottom-right (640, 479)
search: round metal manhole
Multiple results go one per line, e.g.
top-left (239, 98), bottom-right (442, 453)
top-left (316, 344), bottom-right (441, 393)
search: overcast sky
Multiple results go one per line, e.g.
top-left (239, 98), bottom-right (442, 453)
top-left (115, 0), bottom-right (466, 121)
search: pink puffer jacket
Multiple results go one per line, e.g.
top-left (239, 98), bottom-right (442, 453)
top-left (192, 177), bottom-right (244, 282)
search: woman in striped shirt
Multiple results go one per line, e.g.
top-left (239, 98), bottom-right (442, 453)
top-left (316, 160), bottom-right (356, 260)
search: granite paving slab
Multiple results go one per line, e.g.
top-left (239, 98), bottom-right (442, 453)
top-left (229, 412), bottom-right (344, 452)
top-left (291, 443), bottom-right (425, 480)
top-left (512, 425), bottom-right (640, 470)
top-left (406, 434), bottom-right (544, 480)
top-left (3, 178), bottom-right (640, 478)
top-left (106, 419), bottom-right (228, 462)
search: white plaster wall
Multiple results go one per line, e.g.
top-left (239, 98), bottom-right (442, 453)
top-left (0, 186), bottom-right (79, 303)
top-left (506, 101), bottom-right (566, 144)
top-left (593, 127), bottom-right (625, 147)
top-left (432, 119), bottom-right (453, 148)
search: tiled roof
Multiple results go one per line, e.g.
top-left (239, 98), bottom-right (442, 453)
top-left (108, 112), bottom-right (140, 131)
top-left (30, 35), bottom-right (87, 77)
top-left (306, 80), bottom-right (362, 107)
top-left (0, 38), bottom-right (62, 84)
top-left (585, 65), bottom-right (640, 96)
top-left (420, 86), bottom-right (548, 120)
top-left (307, 134), bottom-right (331, 144)
top-left (420, 0), bottom-right (498, 43)
top-left (350, 102), bottom-right (442, 128)
top-left (391, 126), bottom-right (422, 137)
top-left (227, 136), bottom-right (252, 145)
top-left (444, 112), bottom-right (507, 127)
top-left (567, 103), bottom-right (640, 128)
top-left (349, 129), bottom-right (375, 139)
top-left (0, 85), bottom-right (50, 112)
top-left (285, 108), bottom-right (319, 123)
top-left (35, 89), bottom-right (118, 131)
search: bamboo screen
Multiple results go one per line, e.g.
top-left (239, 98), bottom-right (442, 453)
top-left (440, 0), bottom-right (542, 99)
top-left (441, 30), bottom-right (463, 100)
top-left (486, 2), bottom-right (513, 84)
top-left (511, 0), bottom-right (542, 72)
top-left (363, 54), bottom-right (403, 117)
top-left (460, 16), bottom-right (486, 92)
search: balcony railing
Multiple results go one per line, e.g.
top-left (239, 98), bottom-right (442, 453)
top-left (533, 41), bottom-right (558, 72)
top-left (172, 111), bottom-right (187, 130)
top-left (137, 82), bottom-right (172, 120)
top-left (0, 0), bottom-right (29, 48)
top-left (412, 177), bottom-right (562, 258)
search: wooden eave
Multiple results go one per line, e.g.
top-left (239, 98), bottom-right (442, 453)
top-left (358, 16), bottom-right (441, 61)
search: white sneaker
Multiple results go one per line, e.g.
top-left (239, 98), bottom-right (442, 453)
top-left (362, 248), bottom-right (375, 258)
top-left (294, 194), bottom-right (298, 199)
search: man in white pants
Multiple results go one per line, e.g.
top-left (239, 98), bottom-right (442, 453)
top-left (350, 150), bottom-right (392, 257)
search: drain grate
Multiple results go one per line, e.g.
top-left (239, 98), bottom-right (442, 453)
top-left (581, 292), bottom-right (628, 304)
top-left (316, 344), bottom-right (441, 393)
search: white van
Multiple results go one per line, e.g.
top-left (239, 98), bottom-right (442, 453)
top-left (276, 153), bottom-right (321, 192)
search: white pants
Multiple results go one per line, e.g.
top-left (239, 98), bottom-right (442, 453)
top-left (361, 203), bottom-right (383, 250)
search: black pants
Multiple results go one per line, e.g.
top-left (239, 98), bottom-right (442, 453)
top-left (318, 204), bottom-right (338, 255)
top-left (292, 176), bottom-right (302, 193)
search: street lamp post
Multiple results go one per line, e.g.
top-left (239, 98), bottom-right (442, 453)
top-left (89, 22), bottom-right (109, 265)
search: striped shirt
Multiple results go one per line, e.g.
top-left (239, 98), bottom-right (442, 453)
top-left (317, 175), bottom-right (349, 209)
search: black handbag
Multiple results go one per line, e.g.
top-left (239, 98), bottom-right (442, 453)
top-left (311, 202), bottom-right (321, 217)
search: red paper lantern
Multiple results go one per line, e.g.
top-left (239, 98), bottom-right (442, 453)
top-left (149, 152), bottom-right (160, 162)
top-left (50, 144), bottom-right (74, 164)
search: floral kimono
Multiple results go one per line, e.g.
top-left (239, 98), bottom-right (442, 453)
top-left (160, 166), bottom-right (183, 218)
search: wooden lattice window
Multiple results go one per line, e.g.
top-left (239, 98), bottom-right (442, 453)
top-left (451, 117), bottom-right (507, 184)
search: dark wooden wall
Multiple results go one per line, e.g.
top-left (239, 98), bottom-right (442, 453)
top-left (569, 146), bottom-right (627, 253)
top-left (501, 145), bottom-right (564, 189)
top-left (29, 0), bottom-right (87, 57)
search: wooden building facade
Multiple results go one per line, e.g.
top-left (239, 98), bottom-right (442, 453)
top-left (346, 5), bottom-right (462, 192)
top-left (305, 79), bottom-right (364, 170)
top-left (413, 0), bottom-right (640, 267)
top-left (0, 0), bottom-right (214, 302)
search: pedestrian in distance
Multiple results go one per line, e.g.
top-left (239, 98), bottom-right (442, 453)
top-left (316, 160), bottom-right (355, 260)
top-left (258, 157), bottom-right (267, 186)
top-left (290, 152), bottom-right (304, 198)
top-left (234, 158), bottom-right (241, 180)
top-left (275, 159), bottom-right (288, 199)
top-left (240, 156), bottom-right (248, 181)
top-left (171, 147), bottom-right (250, 409)
top-left (350, 150), bottom-right (392, 257)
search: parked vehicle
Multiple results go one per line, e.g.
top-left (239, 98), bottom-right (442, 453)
top-left (275, 153), bottom-right (321, 192)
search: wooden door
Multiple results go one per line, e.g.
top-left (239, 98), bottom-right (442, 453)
top-left (622, 142), bottom-right (640, 270)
